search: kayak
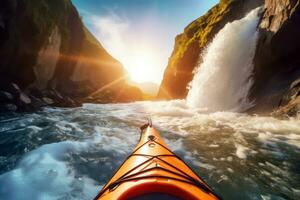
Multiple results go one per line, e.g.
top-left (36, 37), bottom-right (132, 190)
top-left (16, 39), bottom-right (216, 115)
top-left (94, 123), bottom-right (221, 200)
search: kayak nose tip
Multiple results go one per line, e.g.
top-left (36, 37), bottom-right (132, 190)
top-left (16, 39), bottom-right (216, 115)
top-left (148, 135), bottom-right (155, 141)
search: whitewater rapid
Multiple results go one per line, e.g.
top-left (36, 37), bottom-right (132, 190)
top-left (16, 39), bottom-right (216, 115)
top-left (187, 8), bottom-right (261, 112)
top-left (0, 101), bottom-right (299, 200)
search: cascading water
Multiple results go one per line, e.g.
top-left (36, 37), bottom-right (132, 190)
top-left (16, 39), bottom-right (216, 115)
top-left (187, 8), bottom-right (261, 112)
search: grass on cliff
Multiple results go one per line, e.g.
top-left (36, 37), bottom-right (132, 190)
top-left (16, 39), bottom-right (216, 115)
top-left (170, 0), bottom-right (234, 67)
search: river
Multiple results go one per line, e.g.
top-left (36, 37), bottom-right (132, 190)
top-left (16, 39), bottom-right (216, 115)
top-left (0, 101), bottom-right (299, 200)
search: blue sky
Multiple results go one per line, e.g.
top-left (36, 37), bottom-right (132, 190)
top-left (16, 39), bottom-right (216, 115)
top-left (72, 0), bottom-right (219, 83)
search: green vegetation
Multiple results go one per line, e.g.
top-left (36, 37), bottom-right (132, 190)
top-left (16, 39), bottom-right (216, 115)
top-left (170, 0), bottom-right (234, 68)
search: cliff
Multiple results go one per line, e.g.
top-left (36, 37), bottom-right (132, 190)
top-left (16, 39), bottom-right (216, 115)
top-left (250, 0), bottom-right (300, 115)
top-left (0, 0), bottom-right (142, 112)
top-left (158, 0), bottom-right (300, 117)
top-left (158, 0), bottom-right (263, 99)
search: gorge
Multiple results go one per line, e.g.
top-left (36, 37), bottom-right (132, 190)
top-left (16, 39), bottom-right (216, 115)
top-left (0, 0), bottom-right (300, 200)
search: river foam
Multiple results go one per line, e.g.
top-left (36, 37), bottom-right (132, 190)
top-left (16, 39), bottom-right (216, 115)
top-left (0, 101), bottom-right (299, 199)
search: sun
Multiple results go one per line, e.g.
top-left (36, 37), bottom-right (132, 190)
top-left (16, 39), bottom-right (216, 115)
top-left (124, 51), bottom-right (159, 83)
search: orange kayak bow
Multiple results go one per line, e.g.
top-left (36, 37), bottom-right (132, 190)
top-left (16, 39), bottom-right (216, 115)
top-left (94, 123), bottom-right (221, 200)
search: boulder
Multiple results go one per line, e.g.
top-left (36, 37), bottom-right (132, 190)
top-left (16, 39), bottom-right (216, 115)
top-left (28, 87), bottom-right (44, 98)
top-left (273, 78), bottom-right (300, 117)
top-left (8, 83), bottom-right (21, 98)
top-left (0, 104), bottom-right (17, 112)
top-left (19, 93), bottom-right (31, 104)
top-left (273, 96), bottom-right (300, 118)
top-left (279, 78), bottom-right (300, 106)
top-left (30, 96), bottom-right (47, 109)
top-left (0, 91), bottom-right (14, 103)
top-left (43, 97), bottom-right (54, 105)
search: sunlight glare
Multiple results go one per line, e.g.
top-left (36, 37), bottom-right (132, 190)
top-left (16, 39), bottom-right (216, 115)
top-left (123, 50), bottom-right (160, 83)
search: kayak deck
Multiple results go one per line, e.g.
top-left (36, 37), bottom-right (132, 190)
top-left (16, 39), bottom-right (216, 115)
top-left (94, 124), bottom-right (221, 200)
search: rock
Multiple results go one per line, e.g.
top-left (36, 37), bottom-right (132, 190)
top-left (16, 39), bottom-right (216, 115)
top-left (43, 97), bottom-right (54, 105)
top-left (250, 0), bottom-right (300, 111)
top-left (5, 83), bottom-right (21, 99)
top-left (30, 96), bottom-right (47, 108)
top-left (0, 91), bottom-right (14, 103)
top-left (273, 96), bottom-right (300, 118)
top-left (0, 104), bottom-right (17, 112)
top-left (0, 82), bottom-right (21, 98)
top-left (28, 87), bottom-right (44, 98)
top-left (54, 91), bottom-right (64, 100)
top-left (19, 93), bottom-right (31, 104)
top-left (279, 78), bottom-right (300, 106)
top-left (273, 78), bottom-right (300, 117)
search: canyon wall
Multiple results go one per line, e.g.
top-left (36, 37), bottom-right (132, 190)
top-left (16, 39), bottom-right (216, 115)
top-left (0, 0), bottom-right (142, 111)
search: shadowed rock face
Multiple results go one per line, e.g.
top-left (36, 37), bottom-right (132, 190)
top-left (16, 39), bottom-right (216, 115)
top-left (158, 0), bottom-right (263, 100)
top-left (250, 0), bottom-right (300, 113)
top-left (0, 0), bottom-right (142, 111)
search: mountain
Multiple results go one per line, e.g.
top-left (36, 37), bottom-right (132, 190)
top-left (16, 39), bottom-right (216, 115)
top-left (0, 0), bottom-right (142, 112)
top-left (158, 0), bottom-right (300, 117)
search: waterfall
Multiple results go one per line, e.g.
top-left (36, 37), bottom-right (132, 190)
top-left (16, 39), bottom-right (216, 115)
top-left (186, 8), bottom-right (261, 112)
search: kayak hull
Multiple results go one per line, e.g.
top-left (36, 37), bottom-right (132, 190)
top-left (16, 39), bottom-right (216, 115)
top-left (95, 125), bottom-right (221, 200)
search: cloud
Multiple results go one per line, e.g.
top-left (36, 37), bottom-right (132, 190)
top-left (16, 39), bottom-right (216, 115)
top-left (84, 12), bottom-right (129, 60)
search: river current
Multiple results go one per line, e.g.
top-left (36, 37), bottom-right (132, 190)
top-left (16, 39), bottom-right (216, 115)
top-left (0, 101), bottom-right (299, 200)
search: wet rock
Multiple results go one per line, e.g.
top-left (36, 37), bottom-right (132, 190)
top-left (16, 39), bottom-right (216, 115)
top-left (28, 87), bottom-right (44, 98)
top-left (53, 97), bottom-right (82, 107)
top-left (43, 97), bottom-right (54, 105)
top-left (30, 96), bottom-right (46, 109)
top-left (10, 83), bottom-right (21, 97)
top-left (273, 78), bottom-right (300, 118)
top-left (0, 91), bottom-right (14, 103)
top-left (273, 96), bottom-right (300, 118)
top-left (0, 104), bottom-right (17, 112)
top-left (279, 78), bottom-right (300, 107)
top-left (0, 82), bottom-right (20, 97)
top-left (19, 93), bottom-right (31, 104)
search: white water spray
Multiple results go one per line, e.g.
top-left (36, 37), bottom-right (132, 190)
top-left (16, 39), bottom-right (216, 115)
top-left (187, 8), bottom-right (261, 112)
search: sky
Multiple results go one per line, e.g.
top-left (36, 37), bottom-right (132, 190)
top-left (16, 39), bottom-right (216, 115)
top-left (72, 0), bottom-right (219, 84)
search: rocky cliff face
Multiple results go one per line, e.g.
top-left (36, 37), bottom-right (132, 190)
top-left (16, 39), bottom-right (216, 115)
top-left (158, 0), bottom-right (263, 99)
top-left (0, 0), bottom-right (142, 111)
top-left (250, 0), bottom-right (300, 114)
top-left (272, 78), bottom-right (300, 117)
